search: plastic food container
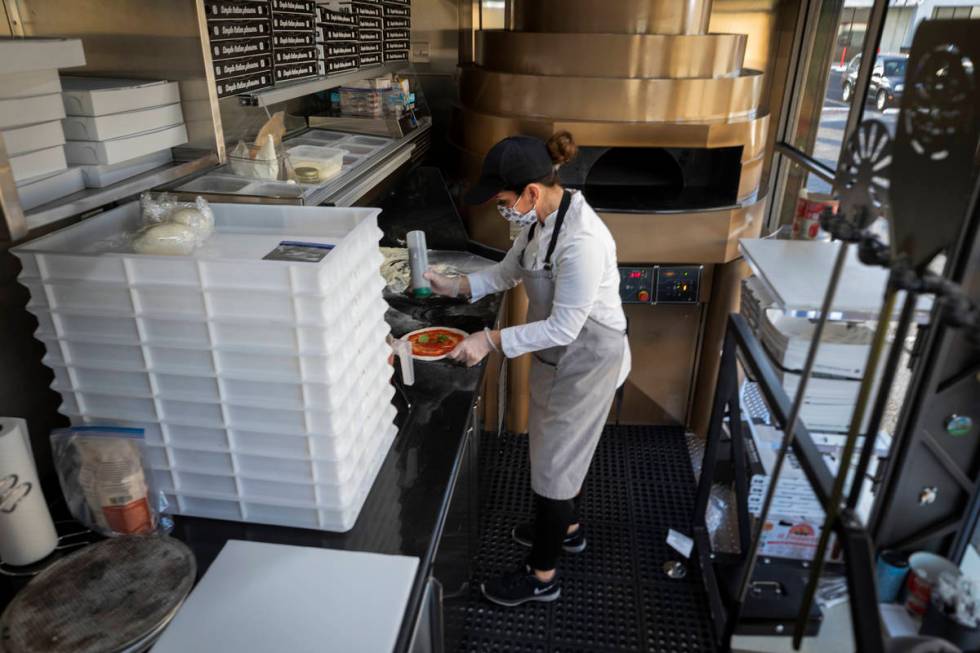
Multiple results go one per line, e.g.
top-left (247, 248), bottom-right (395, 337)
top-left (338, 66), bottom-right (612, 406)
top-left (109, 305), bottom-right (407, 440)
top-left (285, 145), bottom-right (345, 184)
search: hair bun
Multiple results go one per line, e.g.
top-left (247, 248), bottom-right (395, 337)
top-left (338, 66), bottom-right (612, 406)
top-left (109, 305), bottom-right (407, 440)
top-left (546, 130), bottom-right (578, 167)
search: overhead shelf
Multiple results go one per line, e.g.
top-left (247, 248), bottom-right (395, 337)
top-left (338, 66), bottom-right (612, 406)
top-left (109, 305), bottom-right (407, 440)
top-left (236, 63), bottom-right (409, 108)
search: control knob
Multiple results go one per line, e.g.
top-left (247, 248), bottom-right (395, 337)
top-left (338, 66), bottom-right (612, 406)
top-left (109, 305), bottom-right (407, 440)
top-left (637, 289), bottom-right (651, 303)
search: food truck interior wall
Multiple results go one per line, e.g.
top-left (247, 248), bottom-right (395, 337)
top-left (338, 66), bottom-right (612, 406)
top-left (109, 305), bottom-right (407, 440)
top-left (0, 0), bottom-right (804, 490)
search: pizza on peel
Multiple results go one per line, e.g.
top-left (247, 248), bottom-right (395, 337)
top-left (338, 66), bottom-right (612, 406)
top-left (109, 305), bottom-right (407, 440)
top-left (402, 327), bottom-right (468, 361)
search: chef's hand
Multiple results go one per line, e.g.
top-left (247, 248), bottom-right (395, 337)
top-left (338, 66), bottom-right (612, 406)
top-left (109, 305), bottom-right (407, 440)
top-left (423, 269), bottom-right (470, 298)
top-left (447, 330), bottom-right (499, 367)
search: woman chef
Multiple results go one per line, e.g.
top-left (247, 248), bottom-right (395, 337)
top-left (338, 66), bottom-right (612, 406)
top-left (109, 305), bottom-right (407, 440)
top-left (425, 132), bottom-right (630, 607)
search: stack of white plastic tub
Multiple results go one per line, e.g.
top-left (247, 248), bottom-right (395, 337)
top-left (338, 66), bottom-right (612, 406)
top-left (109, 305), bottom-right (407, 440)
top-left (0, 38), bottom-right (87, 210)
top-left (13, 202), bottom-right (395, 532)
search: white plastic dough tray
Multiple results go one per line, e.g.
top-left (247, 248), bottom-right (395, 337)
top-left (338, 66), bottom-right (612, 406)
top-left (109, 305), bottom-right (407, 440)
top-left (13, 201), bottom-right (397, 532)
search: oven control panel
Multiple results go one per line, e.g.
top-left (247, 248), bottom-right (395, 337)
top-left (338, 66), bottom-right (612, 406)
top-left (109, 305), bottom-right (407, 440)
top-left (618, 265), bottom-right (702, 304)
top-left (657, 266), bottom-right (701, 303)
top-left (618, 267), bottom-right (657, 303)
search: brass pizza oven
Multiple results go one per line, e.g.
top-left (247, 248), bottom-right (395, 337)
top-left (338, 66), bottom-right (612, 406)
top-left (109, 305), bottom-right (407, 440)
top-left (454, 0), bottom-right (768, 431)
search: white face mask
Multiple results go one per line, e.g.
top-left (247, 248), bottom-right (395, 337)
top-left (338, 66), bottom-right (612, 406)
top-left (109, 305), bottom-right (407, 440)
top-left (497, 190), bottom-right (538, 226)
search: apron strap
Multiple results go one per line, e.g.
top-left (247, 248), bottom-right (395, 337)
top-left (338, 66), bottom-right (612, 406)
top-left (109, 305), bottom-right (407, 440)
top-left (520, 189), bottom-right (573, 270)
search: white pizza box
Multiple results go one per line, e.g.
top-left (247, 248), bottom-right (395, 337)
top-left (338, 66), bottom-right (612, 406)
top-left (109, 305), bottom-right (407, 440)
top-left (64, 123), bottom-right (187, 166)
top-left (0, 38), bottom-right (85, 76)
top-left (0, 69), bottom-right (63, 100)
top-left (62, 102), bottom-right (184, 141)
top-left (10, 145), bottom-right (67, 183)
top-left (15, 167), bottom-right (85, 211)
top-left (0, 93), bottom-right (66, 130)
top-left (75, 149), bottom-right (173, 188)
top-left (60, 77), bottom-right (181, 117)
top-left (1, 120), bottom-right (66, 157)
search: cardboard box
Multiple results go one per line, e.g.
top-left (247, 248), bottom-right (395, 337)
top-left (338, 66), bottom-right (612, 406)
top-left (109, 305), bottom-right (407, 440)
top-left (10, 145), bottom-right (67, 183)
top-left (214, 55), bottom-right (273, 80)
top-left (318, 7), bottom-right (355, 25)
top-left (1, 120), bottom-right (65, 157)
top-left (273, 61), bottom-right (319, 83)
top-left (357, 28), bottom-right (381, 42)
top-left (359, 52), bottom-right (382, 67)
top-left (63, 103), bottom-right (184, 141)
top-left (383, 28), bottom-right (408, 41)
top-left (0, 70), bottom-right (62, 100)
top-left (326, 56), bottom-right (359, 75)
top-left (353, 2), bottom-right (382, 18)
top-left (273, 48), bottom-right (317, 65)
top-left (381, 3), bottom-right (409, 17)
top-left (272, 0), bottom-right (315, 13)
top-left (215, 71), bottom-right (273, 97)
top-left (209, 19), bottom-right (271, 41)
top-left (64, 123), bottom-right (188, 166)
top-left (272, 13), bottom-right (314, 31)
top-left (0, 93), bottom-right (66, 130)
top-left (75, 149), bottom-right (173, 188)
top-left (383, 50), bottom-right (408, 62)
top-left (61, 78), bottom-right (181, 116)
top-left (204, 0), bottom-right (270, 19)
top-left (211, 37), bottom-right (272, 61)
top-left (383, 40), bottom-right (408, 52)
top-left (328, 26), bottom-right (359, 40)
top-left (382, 16), bottom-right (409, 29)
top-left (16, 167), bottom-right (85, 210)
top-left (274, 31), bottom-right (315, 47)
top-left (358, 42), bottom-right (381, 55)
top-left (0, 38), bottom-right (85, 76)
top-left (324, 42), bottom-right (358, 58)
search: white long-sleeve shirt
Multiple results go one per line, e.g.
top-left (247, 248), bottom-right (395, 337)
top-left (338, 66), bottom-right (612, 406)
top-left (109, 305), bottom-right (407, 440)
top-left (468, 192), bottom-right (630, 373)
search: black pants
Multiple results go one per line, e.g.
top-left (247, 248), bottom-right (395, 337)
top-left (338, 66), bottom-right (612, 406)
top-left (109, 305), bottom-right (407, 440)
top-left (528, 492), bottom-right (582, 572)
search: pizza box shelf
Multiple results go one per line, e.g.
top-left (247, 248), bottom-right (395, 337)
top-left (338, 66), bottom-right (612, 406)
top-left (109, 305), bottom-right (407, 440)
top-left (12, 202), bottom-right (397, 532)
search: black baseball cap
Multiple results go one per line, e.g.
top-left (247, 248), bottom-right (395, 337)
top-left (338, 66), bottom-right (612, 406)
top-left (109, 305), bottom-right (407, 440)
top-left (464, 135), bottom-right (554, 205)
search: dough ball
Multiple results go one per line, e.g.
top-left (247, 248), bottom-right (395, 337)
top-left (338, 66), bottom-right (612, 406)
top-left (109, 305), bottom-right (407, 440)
top-left (133, 223), bottom-right (197, 256)
top-left (171, 207), bottom-right (213, 240)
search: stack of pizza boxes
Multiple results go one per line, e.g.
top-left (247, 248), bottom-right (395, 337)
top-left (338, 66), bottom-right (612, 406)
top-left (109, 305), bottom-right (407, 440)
top-left (204, 0), bottom-right (274, 98)
top-left (270, 0), bottom-right (319, 84)
top-left (353, 0), bottom-right (384, 69)
top-left (381, 0), bottom-right (410, 64)
top-left (316, 1), bottom-right (361, 75)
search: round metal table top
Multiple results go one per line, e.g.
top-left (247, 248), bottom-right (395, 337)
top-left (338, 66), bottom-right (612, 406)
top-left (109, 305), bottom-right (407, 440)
top-left (0, 536), bottom-right (196, 653)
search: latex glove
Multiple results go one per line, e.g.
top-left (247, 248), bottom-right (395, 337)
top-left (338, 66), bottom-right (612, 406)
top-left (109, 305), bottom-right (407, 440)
top-left (423, 269), bottom-right (465, 298)
top-left (447, 331), bottom-right (492, 367)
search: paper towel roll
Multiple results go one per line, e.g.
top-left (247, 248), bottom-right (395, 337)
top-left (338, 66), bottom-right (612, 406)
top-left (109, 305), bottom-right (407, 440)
top-left (0, 417), bottom-right (58, 566)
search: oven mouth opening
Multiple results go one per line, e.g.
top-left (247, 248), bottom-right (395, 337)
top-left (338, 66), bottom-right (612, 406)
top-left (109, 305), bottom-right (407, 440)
top-left (560, 146), bottom-right (744, 213)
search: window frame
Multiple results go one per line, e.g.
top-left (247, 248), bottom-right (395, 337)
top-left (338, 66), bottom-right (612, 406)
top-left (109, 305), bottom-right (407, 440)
top-left (765, 0), bottom-right (890, 232)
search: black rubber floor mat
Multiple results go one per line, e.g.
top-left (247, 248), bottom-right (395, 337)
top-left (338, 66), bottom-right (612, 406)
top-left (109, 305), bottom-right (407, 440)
top-left (445, 426), bottom-right (717, 653)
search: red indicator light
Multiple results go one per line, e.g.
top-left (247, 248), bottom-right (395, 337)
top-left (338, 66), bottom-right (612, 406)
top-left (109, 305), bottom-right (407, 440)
top-left (629, 271), bottom-right (642, 279)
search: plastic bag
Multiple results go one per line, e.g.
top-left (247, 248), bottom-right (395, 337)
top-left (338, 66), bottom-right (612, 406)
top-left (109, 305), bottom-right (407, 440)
top-left (50, 426), bottom-right (171, 537)
top-left (133, 192), bottom-right (215, 255)
top-left (140, 192), bottom-right (215, 243)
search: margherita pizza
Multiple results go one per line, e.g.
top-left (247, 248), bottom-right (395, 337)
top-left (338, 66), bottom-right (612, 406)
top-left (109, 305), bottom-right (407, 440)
top-left (403, 327), bottom-right (468, 361)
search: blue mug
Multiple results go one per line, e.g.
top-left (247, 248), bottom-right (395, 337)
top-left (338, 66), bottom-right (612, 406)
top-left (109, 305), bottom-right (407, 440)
top-left (877, 549), bottom-right (910, 603)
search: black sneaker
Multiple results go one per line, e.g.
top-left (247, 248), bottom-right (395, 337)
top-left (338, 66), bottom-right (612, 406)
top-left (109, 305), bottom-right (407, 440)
top-left (481, 566), bottom-right (561, 607)
top-left (511, 522), bottom-right (587, 554)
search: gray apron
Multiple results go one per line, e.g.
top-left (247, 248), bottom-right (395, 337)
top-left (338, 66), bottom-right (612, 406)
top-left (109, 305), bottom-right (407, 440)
top-left (521, 192), bottom-right (625, 500)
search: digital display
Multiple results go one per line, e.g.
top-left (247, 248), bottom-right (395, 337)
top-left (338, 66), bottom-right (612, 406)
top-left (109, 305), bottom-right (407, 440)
top-left (629, 271), bottom-right (642, 279)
